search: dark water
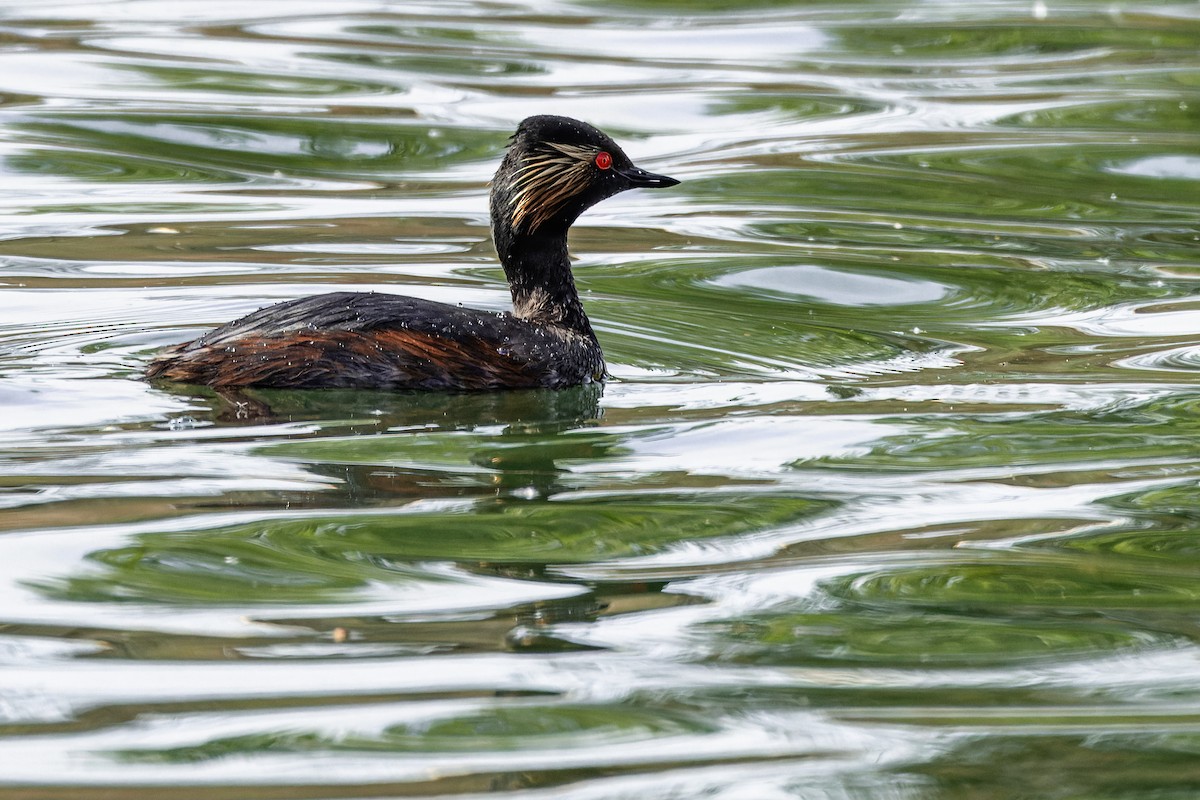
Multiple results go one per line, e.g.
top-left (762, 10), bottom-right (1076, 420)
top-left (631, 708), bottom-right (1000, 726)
top-left (3, 0), bottom-right (1200, 796)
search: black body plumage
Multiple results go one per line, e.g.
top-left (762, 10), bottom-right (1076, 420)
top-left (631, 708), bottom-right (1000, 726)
top-left (153, 292), bottom-right (604, 390)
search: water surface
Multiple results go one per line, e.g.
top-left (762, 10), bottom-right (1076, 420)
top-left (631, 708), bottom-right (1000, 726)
top-left (3, 0), bottom-right (1200, 796)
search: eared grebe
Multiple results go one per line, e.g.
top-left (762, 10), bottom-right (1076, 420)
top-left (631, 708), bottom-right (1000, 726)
top-left (146, 115), bottom-right (679, 390)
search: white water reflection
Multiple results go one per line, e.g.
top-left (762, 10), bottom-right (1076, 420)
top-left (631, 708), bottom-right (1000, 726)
top-left (714, 264), bottom-right (950, 306)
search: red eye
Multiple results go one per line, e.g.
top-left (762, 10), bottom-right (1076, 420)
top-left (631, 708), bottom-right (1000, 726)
top-left (595, 151), bottom-right (612, 170)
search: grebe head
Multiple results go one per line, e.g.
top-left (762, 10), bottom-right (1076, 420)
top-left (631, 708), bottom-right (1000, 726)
top-left (490, 115), bottom-right (679, 242)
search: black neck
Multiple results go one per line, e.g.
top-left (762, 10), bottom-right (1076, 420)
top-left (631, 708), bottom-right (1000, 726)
top-left (493, 222), bottom-right (595, 338)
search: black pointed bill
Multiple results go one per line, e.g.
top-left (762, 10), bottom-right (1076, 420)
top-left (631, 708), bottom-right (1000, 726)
top-left (620, 166), bottom-right (680, 189)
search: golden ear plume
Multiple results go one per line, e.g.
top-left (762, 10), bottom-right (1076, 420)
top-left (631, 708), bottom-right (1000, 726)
top-left (509, 142), bottom-right (599, 232)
